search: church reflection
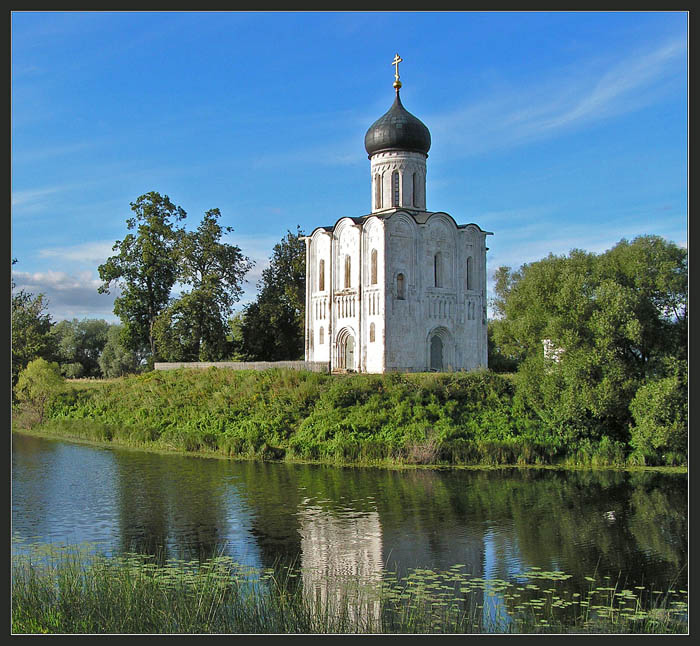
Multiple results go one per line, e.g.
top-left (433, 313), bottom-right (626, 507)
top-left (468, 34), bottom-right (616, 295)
top-left (298, 502), bottom-right (384, 624)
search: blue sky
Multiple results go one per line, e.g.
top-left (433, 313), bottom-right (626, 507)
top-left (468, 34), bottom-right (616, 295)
top-left (11, 11), bottom-right (688, 323)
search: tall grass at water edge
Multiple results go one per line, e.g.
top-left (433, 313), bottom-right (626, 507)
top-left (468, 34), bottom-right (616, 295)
top-left (11, 541), bottom-right (688, 634)
top-left (15, 367), bottom-right (647, 468)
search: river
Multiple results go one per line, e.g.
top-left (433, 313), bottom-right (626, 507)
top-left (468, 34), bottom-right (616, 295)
top-left (12, 432), bottom-right (687, 615)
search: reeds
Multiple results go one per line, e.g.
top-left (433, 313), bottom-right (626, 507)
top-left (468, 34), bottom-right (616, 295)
top-left (11, 541), bottom-right (687, 634)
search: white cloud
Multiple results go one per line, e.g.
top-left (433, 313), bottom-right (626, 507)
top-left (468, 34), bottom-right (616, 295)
top-left (12, 269), bottom-right (118, 322)
top-left (429, 37), bottom-right (686, 159)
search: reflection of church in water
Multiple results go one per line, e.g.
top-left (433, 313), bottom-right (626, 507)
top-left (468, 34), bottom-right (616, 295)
top-left (305, 54), bottom-right (492, 373)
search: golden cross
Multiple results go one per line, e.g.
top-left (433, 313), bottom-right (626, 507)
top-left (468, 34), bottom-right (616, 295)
top-left (392, 53), bottom-right (403, 82)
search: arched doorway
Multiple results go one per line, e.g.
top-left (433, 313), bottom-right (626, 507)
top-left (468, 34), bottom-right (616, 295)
top-left (430, 335), bottom-right (443, 371)
top-left (344, 335), bottom-right (355, 371)
top-left (335, 328), bottom-right (356, 372)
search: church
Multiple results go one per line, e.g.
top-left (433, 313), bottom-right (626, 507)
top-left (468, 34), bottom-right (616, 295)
top-left (304, 55), bottom-right (491, 373)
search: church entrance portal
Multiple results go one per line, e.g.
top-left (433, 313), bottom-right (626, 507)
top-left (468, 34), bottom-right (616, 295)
top-left (430, 335), bottom-right (443, 371)
top-left (344, 335), bottom-right (355, 371)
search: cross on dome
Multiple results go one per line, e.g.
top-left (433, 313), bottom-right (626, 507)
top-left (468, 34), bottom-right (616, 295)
top-left (392, 53), bottom-right (403, 89)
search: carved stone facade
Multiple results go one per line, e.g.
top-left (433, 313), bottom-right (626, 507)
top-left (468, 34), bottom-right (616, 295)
top-left (304, 71), bottom-right (491, 373)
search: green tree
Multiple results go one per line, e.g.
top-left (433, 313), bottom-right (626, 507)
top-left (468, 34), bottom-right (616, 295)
top-left (152, 209), bottom-right (252, 362)
top-left (14, 358), bottom-right (64, 425)
top-left (493, 236), bottom-right (687, 447)
top-left (98, 192), bottom-right (186, 363)
top-left (98, 324), bottom-right (142, 378)
top-left (239, 227), bottom-right (306, 361)
top-left (11, 260), bottom-right (56, 386)
top-left (51, 318), bottom-right (111, 378)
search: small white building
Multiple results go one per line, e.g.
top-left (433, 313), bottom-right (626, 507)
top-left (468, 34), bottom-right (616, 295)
top-left (304, 56), bottom-right (492, 373)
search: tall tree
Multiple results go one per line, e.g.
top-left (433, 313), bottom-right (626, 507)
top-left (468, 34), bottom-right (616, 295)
top-left (153, 209), bottom-right (252, 361)
top-left (239, 227), bottom-right (306, 361)
top-left (98, 192), bottom-right (186, 362)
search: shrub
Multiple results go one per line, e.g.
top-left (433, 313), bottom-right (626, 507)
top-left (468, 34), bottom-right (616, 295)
top-left (14, 358), bottom-right (65, 426)
top-left (629, 368), bottom-right (687, 463)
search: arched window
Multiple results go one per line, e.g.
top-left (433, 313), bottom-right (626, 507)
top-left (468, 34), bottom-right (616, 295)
top-left (319, 326), bottom-right (324, 345)
top-left (375, 173), bottom-right (382, 209)
top-left (392, 171), bottom-right (400, 207)
top-left (319, 259), bottom-right (325, 292)
top-left (344, 255), bottom-right (351, 288)
top-left (466, 256), bottom-right (473, 290)
top-left (413, 172), bottom-right (419, 207)
top-left (369, 322), bottom-right (375, 343)
top-left (434, 253), bottom-right (442, 287)
top-left (397, 273), bottom-right (405, 300)
top-left (370, 249), bottom-right (378, 285)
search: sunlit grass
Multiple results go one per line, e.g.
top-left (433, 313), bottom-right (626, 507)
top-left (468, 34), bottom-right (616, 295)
top-left (11, 539), bottom-right (687, 634)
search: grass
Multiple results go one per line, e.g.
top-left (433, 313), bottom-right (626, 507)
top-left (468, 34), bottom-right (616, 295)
top-left (11, 541), bottom-right (688, 634)
top-left (14, 367), bottom-right (682, 471)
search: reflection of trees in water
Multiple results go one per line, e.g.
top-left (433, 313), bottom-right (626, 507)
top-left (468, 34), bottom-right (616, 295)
top-left (12, 434), bottom-right (60, 542)
top-left (112, 451), bottom-right (232, 563)
top-left (452, 469), bottom-right (687, 589)
top-left (626, 474), bottom-right (687, 573)
top-left (103, 446), bottom-right (685, 593)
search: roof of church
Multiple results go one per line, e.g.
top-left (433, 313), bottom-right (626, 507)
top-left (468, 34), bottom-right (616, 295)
top-left (364, 90), bottom-right (431, 157)
top-left (308, 209), bottom-right (493, 237)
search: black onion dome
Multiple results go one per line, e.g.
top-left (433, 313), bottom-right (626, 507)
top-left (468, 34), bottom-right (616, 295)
top-left (364, 91), bottom-right (431, 157)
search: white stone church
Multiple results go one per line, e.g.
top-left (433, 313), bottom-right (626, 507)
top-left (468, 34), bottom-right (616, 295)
top-left (304, 56), bottom-right (491, 373)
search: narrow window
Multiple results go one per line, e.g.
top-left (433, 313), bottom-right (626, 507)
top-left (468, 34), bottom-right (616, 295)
top-left (413, 172), bottom-right (418, 207)
top-left (344, 255), bottom-right (351, 288)
top-left (392, 171), bottom-right (400, 207)
top-left (319, 259), bottom-right (325, 292)
top-left (309, 329), bottom-right (314, 350)
top-left (434, 253), bottom-right (442, 288)
top-left (466, 256), bottom-right (473, 290)
top-left (371, 249), bottom-right (378, 285)
top-left (370, 322), bottom-right (376, 343)
top-left (319, 326), bottom-right (324, 345)
top-left (375, 173), bottom-right (382, 209)
top-left (397, 273), bottom-right (405, 300)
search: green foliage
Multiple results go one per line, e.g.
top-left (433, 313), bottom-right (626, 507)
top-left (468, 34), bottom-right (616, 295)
top-left (487, 320), bottom-right (519, 373)
top-left (629, 360), bottom-right (687, 465)
top-left (98, 324), bottom-right (142, 378)
top-left (14, 358), bottom-right (65, 425)
top-left (12, 262), bottom-right (56, 386)
top-left (492, 236), bottom-right (687, 457)
top-left (98, 192), bottom-right (187, 361)
top-left (31, 367), bottom-right (621, 467)
top-left (51, 318), bottom-right (110, 378)
top-left (239, 227), bottom-right (306, 361)
top-left (153, 209), bottom-right (252, 362)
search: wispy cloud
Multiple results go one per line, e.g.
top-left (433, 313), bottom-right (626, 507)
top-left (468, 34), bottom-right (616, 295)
top-left (429, 38), bottom-right (686, 159)
top-left (38, 241), bottom-right (117, 266)
top-left (11, 184), bottom-right (70, 208)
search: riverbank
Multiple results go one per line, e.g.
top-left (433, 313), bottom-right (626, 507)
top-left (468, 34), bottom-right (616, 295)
top-left (12, 367), bottom-right (686, 471)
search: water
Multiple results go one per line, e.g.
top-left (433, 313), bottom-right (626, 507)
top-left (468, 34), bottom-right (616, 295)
top-left (12, 432), bottom-right (687, 603)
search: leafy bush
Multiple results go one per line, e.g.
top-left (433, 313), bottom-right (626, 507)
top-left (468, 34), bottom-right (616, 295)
top-left (629, 366), bottom-right (687, 464)
top-left (14, 358), bottom-right (65, 426)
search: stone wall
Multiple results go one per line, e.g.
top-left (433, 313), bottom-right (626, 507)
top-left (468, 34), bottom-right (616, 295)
top-left (154, 361), bottom-right (330, 373)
